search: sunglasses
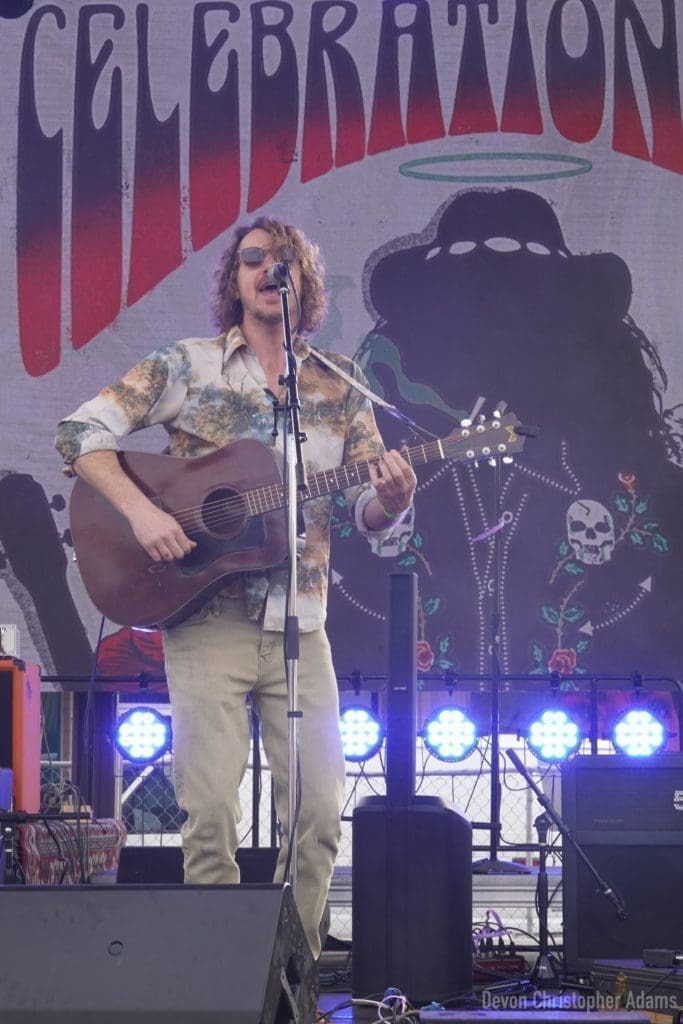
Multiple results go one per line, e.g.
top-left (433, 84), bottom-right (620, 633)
top-left (236, 244), bottom-right (297, 267)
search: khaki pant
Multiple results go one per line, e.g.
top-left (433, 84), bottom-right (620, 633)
top-left (162, 597), bottom-right (346, 958)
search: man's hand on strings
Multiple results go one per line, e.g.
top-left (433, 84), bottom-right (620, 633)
top-left (129, 504), bottom-right (197, 562)
top-left (368, 449), bottom-right (417, 517)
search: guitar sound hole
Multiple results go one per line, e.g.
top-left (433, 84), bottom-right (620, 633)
top-left (200, 488), bottom-right (247, 538)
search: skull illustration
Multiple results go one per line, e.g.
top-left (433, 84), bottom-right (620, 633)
top-left (369, 506), bottom-right (416, 558)
top-left (566, 500), bottom-right (615, 565)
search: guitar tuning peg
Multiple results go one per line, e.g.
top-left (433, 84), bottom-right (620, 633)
top-left (460, 418), bottom-right (472, 428)
top-left (502, 455), bottom-right (514, 464)
top-left (61, 529), bottom-right (73, 548)
top-left (478, 413), bottom-right (486, 423)
top-left (49, 494), bottom-right (66, 512)
top-left (488, 457), bottom-right (497, 467)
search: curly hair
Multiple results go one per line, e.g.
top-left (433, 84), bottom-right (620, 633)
top-left (210, 216), bottom-right (328, 336)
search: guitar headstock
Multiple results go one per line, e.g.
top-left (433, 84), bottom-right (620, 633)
top-left (442, 411), bottom-right (533, 465)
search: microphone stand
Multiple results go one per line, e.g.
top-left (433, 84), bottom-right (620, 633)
top-left (473, 445), bottom-right (529, 875)
top-left (505, 748), bottom-right (627, 956)
top-left (274, 264), bottom-right (308, 897)
top-left (530, 811), bottom-right (560, 988)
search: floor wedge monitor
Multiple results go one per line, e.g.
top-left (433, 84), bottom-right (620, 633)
top-left (0, 883), bottom-right (318, 1023)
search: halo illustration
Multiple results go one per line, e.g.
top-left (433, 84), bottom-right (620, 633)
top-left (399, 152), bottom-right (592, 183)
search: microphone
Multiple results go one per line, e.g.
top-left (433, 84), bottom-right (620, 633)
top-left (267, 262), bottom-right (290, 285)
top-left (505, 747), bottom-right (526, 775)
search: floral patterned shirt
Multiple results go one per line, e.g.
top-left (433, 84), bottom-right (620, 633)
top-left (55, 326), bottom-right (398, 631)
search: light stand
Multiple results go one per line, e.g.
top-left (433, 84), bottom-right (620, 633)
top-left (272, 262), bottom-right (308, 896)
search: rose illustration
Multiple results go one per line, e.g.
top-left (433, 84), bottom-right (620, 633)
top-left (618, 472), bottom-right (637, 492)
top-left (548, 648), bottom-right (577, 675)
top-left (417, 640), bottom-right (435, 672)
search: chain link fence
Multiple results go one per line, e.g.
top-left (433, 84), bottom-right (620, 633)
top-left (106, 730), bottom-right (590, 950)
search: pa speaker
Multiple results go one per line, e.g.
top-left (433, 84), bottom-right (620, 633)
top-left (0, 884), bottom-right (318, 1022)
top-left (561, 754), bottom-right (683, 972)
top-left (352, 795), bottom-right (472, 1003)
top-left (386, 572), bottom-right (417, 805)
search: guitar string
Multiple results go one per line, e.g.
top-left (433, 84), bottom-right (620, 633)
top-left (167, 444), bottom-right (438, 530)
top-left (169, 442), bottom-right (457, 530)
top-left (169, 453), bottom-right (417, 531)
top-left (158, 426), bottom-right (518, 534)
top-left (169, 438), bottom-right (516, 532)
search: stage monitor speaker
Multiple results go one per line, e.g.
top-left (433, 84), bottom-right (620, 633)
top-left (0, 883), bottom-right (318, 1023)
top-left (0, 657), bottom-right (40, 811)
top-left (352, 795), bottom-right (472, 1003)
top-left (116, 844), bottom-right (280, 884)
top-left (561, 753), bottom-right (683, 973)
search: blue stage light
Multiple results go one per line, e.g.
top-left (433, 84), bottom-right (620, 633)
top-left (611, 708), bottom-right (665, 757)
top-left (115, 707), bottom-right (172, 764)
top-left (339, 706), bottom-right (384, 762)
top-left (422, 706), bottom-right (479, 763)
top-left (526, 709), bottom-right (582, 763)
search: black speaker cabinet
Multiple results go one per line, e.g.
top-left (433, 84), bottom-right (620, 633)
top-left (0, 884), bottom-right (318, 1022)
top-left (352, 795), bottom-right (472, 1003)
top-left (561, 754), bottom-right (683, 973)
top-left (116, 844), bottom-right (280, 884)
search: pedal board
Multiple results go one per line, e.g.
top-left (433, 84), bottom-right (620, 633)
top-left (473, 956), bottom-right (528, 982)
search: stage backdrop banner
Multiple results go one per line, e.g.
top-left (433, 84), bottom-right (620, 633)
top-left (0, 1), bottom-right (681, 711)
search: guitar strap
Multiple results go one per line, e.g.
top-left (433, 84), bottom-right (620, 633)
top-left (310, 347), bottom-right (488, 433)
top-left (309, 346), bottom-right (417, 430)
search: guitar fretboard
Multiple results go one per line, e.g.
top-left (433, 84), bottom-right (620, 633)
top-left (239, 413), bottom-right (525, 519)
top-left (244, 439), bottom-right (447, 517)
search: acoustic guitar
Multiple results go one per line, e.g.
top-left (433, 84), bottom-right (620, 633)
top-left (69, 412), bottom-right (529, 629)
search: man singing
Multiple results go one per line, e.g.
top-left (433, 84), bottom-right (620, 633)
top-left (55, 216), bottom-right (416, 961)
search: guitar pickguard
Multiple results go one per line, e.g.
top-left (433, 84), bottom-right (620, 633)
top-left (180, 516), bottom-right (267, 576)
